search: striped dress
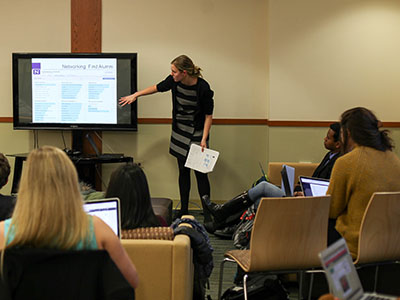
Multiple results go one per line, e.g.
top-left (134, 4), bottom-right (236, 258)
top-left (157, 75), bottom-right (214, 160)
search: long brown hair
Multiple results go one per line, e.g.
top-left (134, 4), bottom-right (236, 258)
top-left (341, 107), bottom-right (393, 153)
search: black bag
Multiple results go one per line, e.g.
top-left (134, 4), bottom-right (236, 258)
top-left (221, 274), bottom-right (289, 300)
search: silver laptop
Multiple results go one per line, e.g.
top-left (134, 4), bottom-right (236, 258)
top-left (83, 198), bottom-right (121, 238)
top-left (299, 176), bottom-right (330, 197)
top-left (319, 238), bottom-right (396, 300)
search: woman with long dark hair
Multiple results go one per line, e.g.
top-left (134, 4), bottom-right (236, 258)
top-left (327, 107), bottom-right (400, 258)
top-left (105, 163), bottom-right (161, 229)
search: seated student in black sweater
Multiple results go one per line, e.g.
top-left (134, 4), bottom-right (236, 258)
top-left (105, 163), bottom-right (166, 229)
top-left (203, 122), bottom-right (342, 232)
top-left (0, 153), bottom-right (15, 221)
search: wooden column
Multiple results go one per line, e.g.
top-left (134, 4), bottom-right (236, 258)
top-left (71, 0), bottom-right (101, 53)
top-left (71, 0), bottom-right (103, 189)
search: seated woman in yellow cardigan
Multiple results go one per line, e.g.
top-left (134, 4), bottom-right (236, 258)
top-left (327, 107), bottom-right (400, 258)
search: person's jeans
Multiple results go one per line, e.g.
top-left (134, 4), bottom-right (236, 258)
top-left (248, 181), bottom-right (285, 209)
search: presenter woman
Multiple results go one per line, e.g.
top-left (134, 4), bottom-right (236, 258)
top-left (119, 55), bottom-right (214, 219)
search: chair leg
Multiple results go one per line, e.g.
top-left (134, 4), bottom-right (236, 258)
top-left (218, 258), bottom-right (235, 300)
top-left (308, 272), bottom-right (315, 300)
top-left (298, 272), bottom-right (304, 300)
top-left (373, 265), bottom-right (379, 293)
top-left (243, 274), bottom-right (249, 300)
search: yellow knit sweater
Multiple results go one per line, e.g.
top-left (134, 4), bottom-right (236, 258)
top-left (327, 146), bottom-right (400, 258)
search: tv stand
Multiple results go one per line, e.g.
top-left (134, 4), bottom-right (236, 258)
top-left (72, 130), bottom-right (102, 188)
top-left (8, 153), bottom-right (133, 194)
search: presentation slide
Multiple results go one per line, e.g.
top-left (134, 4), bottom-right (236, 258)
top-left (31, 58), bottom-right (117, 124)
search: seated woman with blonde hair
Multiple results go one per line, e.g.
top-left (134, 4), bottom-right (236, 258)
top-left (0, 146), bottom-right (139, 288)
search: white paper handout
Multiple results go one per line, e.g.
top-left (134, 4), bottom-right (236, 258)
top-left (185, 143), bottom-right (219, 173)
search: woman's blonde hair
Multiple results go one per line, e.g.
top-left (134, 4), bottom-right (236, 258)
top-left (171, 55), bottom-right (202, 78)
top-left (5, 146), bottom-right (89, 249)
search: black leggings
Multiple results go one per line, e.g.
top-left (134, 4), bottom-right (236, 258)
top-left (177, 158), bottom-right (210, 213)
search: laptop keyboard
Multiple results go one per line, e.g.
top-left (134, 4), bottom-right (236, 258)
top-left (363, 294), bottom-right (396, 300)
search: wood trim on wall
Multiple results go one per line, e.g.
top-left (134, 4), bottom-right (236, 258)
top-left (2, 117), bottom-right (400, 127)
top-left (267, 120), bottom-right (332, 127)
top-left (0, 117), bottom-right (13, 123)
top-left (138, 118), bottom-right (269, 125)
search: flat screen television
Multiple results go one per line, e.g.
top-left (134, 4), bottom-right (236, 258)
top-left (12, 52), bottom-right (138, 131)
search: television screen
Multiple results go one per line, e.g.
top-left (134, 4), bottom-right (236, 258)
top-left (12, 52), bottom-right (137, 131)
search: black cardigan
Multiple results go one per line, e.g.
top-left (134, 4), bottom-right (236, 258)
top-left (0, 248), bottom-right (134, 300)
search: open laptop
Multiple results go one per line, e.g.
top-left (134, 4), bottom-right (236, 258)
top-left (281, 165), bottom-right (295, 197)
top-left (299, 176), bottom-right (330, 197)
top-left (83, 198), bottom-right (121, 238)
top-left (319, 238), bottom-right (397, 300)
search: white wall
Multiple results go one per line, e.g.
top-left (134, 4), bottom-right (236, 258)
top-left (269, 0), bottom-right (400, 121)
top-left (102, 0), bottom-right (269, 119)
top-left (0, 0), bottom-right (70, 117)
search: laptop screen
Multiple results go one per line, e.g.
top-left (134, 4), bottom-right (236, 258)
top-left (83, 198), bottom-right (121, 238)
top-left (319, 238), bottom-right (364, 300)
top-left (299, 176), bottom-right (330, 197)
top-left (281, 165), bottom-right (295, 197)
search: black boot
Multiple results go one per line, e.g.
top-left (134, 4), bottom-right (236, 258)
top-left (202, 192), bottom-right (252, 232)
top-left (200, 196), bottom-right (213, 224)
top-left (201, 195), bottom-right (218, 233)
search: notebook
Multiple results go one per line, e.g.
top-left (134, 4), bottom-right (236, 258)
top-left (319, 238), bottom-right (396, 300)
top-left (281, 165), bottom-right (295, 197)
top-left (299, 176), bottom-right (330, 197)
top-left (83, 198), bottom-right (121, 238)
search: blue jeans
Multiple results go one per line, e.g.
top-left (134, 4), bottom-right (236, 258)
top-left (248, 181), bottom-right (285, 209)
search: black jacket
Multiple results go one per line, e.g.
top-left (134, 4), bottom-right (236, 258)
top-left (312, 151), bottom-right (341, 179)
top-left (0, 248), bottom-right (134, 300)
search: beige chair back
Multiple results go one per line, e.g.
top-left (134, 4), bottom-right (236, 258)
top-left (355, 191), bottom-right (400, 265)
top-left (267, 162), bottom-right (319, 186)
top-left (248, 196), bottom-right (331, 272)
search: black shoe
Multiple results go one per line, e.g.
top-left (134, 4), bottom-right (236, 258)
top-left (214, 225), bottom-right (236, 239)
top-left (201, 195), bottom-right (225, 223)
top-left (200, 195), bottom-right (214, 224)
top-left (203, 221), bottom-right (217, 234)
